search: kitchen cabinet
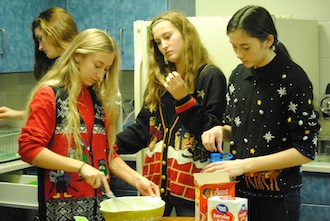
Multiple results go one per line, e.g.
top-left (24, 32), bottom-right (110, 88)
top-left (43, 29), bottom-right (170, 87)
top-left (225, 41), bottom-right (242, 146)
top-left (0, 0), bottom-right (37, 73)
top-left (0, 0), bottom-right (195, 73)
top-left (66, 0), bottom-right (195, 70)
top-left (0, 0), bottom-right (66, 73)
top-left (115, 0), bottom-right (195, 70)
top-left (65, 0), bottom-right (116, 35)
top-left (66, 0), bottom-right (166, 70)
top-left (300, 171), bottom-right (330, 221)
top-left (114, 0), bottom-right (167, 70)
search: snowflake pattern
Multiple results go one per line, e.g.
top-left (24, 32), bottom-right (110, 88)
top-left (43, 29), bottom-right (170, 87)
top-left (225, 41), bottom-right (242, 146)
top-left (57, 98), bottom-right (69, 118)
top-left (309, 111), bottom-right (317, 119)
top-left (263, 131), bottom-right (275, 143)
top-left (229, 84), bottom-right (235, 94)
top-left (288, 101), bottom-right (298, 113)
top-left (224, 54), bottom-right (320, 197)
top-left (226, 93), bottom-right (231, 106)
top-left (94, 103), bottom-right (104, 120)
top-left (277, 87), bottom-right (287, 97)
top-left (234, 116), bottom-right (241, 127)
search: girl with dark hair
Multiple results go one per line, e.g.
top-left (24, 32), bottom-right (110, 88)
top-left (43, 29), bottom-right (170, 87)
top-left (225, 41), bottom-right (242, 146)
top-left (202, 5), bottom-right (320, 221)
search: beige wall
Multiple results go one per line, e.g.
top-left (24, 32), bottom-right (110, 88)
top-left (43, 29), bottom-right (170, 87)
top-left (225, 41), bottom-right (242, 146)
top-left (196, 0), bottom-right (330, 95)
top-left (196, 0), bottom-right (330, 134)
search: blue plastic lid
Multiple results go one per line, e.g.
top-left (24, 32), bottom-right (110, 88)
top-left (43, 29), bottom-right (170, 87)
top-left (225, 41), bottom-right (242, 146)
top-left (209, 152), bottom-right (233, 163)
top-left (210, 153), bottom-right (222, 163)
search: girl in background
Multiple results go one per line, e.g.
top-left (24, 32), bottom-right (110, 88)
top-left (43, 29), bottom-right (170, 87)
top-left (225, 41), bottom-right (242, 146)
top-left (0, 7), bottom-right (78, 121)
top-left (202, 5), bottom-right (320, 221)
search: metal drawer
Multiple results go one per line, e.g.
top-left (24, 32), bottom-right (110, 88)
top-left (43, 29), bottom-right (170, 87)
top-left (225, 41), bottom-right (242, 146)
top-left (0, 174), bottom-right (38, 209)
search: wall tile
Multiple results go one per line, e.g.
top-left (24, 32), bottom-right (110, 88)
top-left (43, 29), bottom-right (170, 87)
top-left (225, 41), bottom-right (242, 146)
top-left (0, 72), bottom-right (35, 129)
top-left (17, 72), bottom-right (37, 95)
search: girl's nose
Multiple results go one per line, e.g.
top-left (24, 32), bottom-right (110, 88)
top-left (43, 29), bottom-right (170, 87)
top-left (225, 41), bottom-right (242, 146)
top-left (97, 71), bottom-right (106, 80)
top-left (161, 41), bottom-right (168, 49)
top-left (236, 49), bottom-right (244, 59)
top-left (38, 44), bottom-right (43, 51)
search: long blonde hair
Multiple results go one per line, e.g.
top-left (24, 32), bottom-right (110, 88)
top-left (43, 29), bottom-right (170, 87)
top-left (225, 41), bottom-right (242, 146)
top-left (26, 28), bottom-right (120, 160)
top-left (145, 10), bottom-right (212, 111)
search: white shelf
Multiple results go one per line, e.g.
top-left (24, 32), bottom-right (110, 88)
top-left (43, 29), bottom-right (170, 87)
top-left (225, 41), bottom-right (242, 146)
top-left (302, 161), bottom-right (330, 173)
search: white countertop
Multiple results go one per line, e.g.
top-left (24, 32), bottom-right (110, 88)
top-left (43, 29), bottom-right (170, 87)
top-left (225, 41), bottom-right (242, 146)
top-left (302, 161), bottom-right (330, 173)
top-left (0, 160), bottom-right (32, 174)
top-left (0, 159), bottom-right (329, 175)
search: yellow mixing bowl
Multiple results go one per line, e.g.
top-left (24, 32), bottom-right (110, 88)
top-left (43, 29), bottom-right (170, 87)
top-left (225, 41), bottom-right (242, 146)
top-left (100, 196), bottom-right (165, 221)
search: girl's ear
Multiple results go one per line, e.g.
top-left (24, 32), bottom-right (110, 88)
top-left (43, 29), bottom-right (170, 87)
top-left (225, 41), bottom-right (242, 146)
top-left (267, 34), bottom-right (275, 48)
top-left (74, 53), bottom-right (81, 64)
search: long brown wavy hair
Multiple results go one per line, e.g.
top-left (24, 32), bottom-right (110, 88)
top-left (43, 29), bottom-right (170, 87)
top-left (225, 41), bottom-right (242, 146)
top-left (32, 7), bottom-right (78, 80)
top-left (145, 10), bottom-right (212, 111)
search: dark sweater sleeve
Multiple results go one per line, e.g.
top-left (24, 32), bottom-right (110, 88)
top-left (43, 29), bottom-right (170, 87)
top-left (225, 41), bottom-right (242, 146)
top-left (115, 106), bottom-right (151, 154)
top-left (286, 66), bottom-right (320, 159)
top-left (175, 65), bottom-right (227, 139)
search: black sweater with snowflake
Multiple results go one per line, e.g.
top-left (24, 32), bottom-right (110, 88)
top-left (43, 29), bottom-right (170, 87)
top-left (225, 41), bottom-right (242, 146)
top-left (224, 50), bottom-right (320, 198)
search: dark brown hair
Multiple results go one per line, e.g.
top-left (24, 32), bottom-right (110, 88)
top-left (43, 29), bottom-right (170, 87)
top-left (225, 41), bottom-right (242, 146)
top-left (31, 7), bottom-right (78, 80)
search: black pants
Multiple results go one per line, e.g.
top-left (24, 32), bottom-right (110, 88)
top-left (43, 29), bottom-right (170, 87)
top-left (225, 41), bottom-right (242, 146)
top-left (162, 194), bottom-right (195, 217)
top-left (239, 188), bottom-right (300, 221)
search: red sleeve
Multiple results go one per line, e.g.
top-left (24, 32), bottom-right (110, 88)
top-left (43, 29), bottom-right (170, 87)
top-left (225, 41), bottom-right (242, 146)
top-left (18, 86), bottom-right (56, 164)
top-left (175, 95), bottom-right (197, 114)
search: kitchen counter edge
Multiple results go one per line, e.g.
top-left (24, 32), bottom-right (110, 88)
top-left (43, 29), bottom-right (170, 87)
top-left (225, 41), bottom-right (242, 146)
top-left (1, 160), bottom-right (330, 174)
top-left (0, 160), bottom-right (32, 174)
top-left (301, 161), bottom-right (330, 173)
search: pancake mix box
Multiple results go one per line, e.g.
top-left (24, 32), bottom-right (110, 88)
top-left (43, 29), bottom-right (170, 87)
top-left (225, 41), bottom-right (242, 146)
top-left (193, 171), bottom-right (236, 221)
top-left (208, 196), bottom-right (248, 221)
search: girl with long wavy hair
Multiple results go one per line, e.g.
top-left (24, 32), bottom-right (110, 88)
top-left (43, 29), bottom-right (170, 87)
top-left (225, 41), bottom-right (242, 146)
top-left (115, 10), bottom-right (227, 216)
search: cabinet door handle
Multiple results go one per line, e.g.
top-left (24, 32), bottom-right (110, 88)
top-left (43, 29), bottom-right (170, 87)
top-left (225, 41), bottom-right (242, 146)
top-left (0, 28), bottom-right (6, 55)
top-left (120, 28), bottom-right (124, 55)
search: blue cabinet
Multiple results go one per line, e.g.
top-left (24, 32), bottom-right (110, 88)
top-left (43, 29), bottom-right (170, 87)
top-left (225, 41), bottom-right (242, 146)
top-left (67, 0), bottom-right (195, 70)
top-left (0, 1), bottom-right (39, 73)
top-left (65, 0), bottom-right (116, 34)
top-left (1, 0), bottom-right (195, 73)
top-left (0, 0), bottom-right (66, 73)
top-left (300, 172), bottom-right (330, 221)
top-left (66, 0), bottom-right (167, 70)
top-left (114, 0), bottom-right (167, 70)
